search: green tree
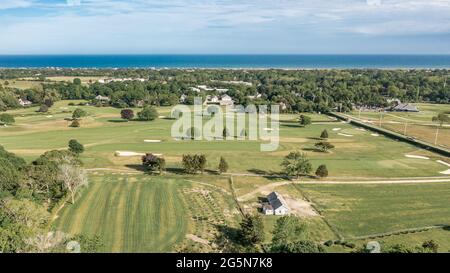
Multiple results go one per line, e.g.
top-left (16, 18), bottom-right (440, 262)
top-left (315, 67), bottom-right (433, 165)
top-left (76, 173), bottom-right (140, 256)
top-left (222, 127), bottom-right (230, 139)
top-left (37, 105), bottom-right (49, 113)
top-left (239, 214), bottom-right (264, 246)
top-left (43, 98), bottom-right (54, 108)
top-left (320, 129), bottom-right (329, 139)
top-left (70, 120), bottom-right (80, 127)
top-left (281, 152), bottom-right (312, 178)
top-left (298, 115), bottom-right (312, 127)
top-left (218, 157), bottom-right (229, 174)
top-left (73, 78), bottom-right (82, 85)
top-left (271, 216), bottom-right (306, 247)
top-left (72, 108), bottom-right (87, 120)
top-left (315, 164), bottom-right (329, 178)
top-left (137, 106), bottom-right (158, 121)
top-left (432, 112), bottom-right (450, 127)
top-left (0, 113), bottom-right (15, 125)
top-left (315, 141), bottom-right (335, 152)
top-left (422, 240), bottom-right (439, 253)
top-left (271, 240), bottom-right (325, 253)
top-left (0, 158), bottom-right (22, 194)
top-left (120, 109), bottom-right (134, 121)
top-left (142, 153), bottom-right (166, 175)
top-left (68, 139), bottom-right (84, 154)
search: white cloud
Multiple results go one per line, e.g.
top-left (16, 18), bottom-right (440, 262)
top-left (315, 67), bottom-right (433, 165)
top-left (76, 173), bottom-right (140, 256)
top-left (0, 0), bottom-right (32, 10)
top-left (1, 0), bottom-right (450, 53)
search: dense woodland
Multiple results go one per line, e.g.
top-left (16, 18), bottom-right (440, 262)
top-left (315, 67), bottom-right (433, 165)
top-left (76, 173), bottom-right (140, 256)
top-left (1, 69), bottom-right (449, 113)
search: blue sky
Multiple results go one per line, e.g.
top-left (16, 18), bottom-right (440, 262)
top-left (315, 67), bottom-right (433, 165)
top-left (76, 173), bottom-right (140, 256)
top-left (0, 0), bottom-right (449, 54)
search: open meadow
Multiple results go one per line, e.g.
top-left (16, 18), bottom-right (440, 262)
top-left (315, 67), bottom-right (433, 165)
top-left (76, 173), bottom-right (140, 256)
top-left (1, 100), bottom-right (450, 252)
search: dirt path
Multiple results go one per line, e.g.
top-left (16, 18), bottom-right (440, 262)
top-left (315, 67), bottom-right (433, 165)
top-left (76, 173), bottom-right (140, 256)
top-left (237, 177), bottom-right (450, 201)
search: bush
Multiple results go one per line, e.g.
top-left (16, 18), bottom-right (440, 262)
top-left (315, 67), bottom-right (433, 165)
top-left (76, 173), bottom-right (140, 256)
top-left (120, 109), bottom-right (134, 121)
top-left (142, 153), bottom-right (165, 174)
top-left (68, 139), bottom-right (84, 154)
top-left (44, 98), bottom-right (54, 108)
top-left (299, 115), bottom-right (311, 126)
top-left (315, 164), bottom-right (329, 178)
top-left (218, 157), bottom-right (229, 174)
top-left (72, 108), bottom-right (87, 119)
top-left (37, 105), bottom-right (49, 113)
top-left (324, 240), bottom-right (334, 247)
top-left (70, 120), bottom-right (80, 127)
top-left (68, 102), bottom-right (75, 106)
top-left (320, 129), bottom-right (329, 139)
top-left (137, 106), bottom-right (158, 121)
top-left (0, 113), bottom-right (15, 125)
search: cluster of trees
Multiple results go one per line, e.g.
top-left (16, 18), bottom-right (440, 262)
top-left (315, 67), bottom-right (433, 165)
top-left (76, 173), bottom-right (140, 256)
top-left (182, 154), bottom-right (207, 174)
top-left (120, 106), bottom-right (158, 121)
top-left (281, 151), bottom-right (329, 178)
top-left (215, 214), bottom-right (324, 253)
top-left (2, 69), bottom-right (449, 112)
top-left (0, 142), bottom-right (94, 252)
top-left (142, 153), bottom-right (166, 175)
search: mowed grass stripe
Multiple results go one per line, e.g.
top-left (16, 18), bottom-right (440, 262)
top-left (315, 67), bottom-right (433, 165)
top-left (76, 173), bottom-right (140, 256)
top-left (53, 175), bottom-right (189, 252)
top-left (54, 181), bottom-right (102, 233)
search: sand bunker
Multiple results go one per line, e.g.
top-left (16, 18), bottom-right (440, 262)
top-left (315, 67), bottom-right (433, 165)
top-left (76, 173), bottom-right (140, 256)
top-left (115, 151), bottom-right (145, 157)
top-left (158, 115), bottom-right (166, 118)
top-left (437, 160), bottom-right (450, 167)
top-left (440, 169), bottom-right (450, 175)
top-left (356, 128), bottom-right (366, 131)
top-left (371, 133), bottom-right (380, 137)
top-left (405, 155), bottom-right (430, 160)
top-left (332, 128), bottom-right (342, 131)
top-left (46, 115), bottom-right (53, 118)
top-left (144, 140), bottom-right (162, 143)
top-left (338, 133), bottom-right (353, 137)
top-left (284, 197), bottom-right (319, 217)
top-left (263, 128), bottom-right (274, 131)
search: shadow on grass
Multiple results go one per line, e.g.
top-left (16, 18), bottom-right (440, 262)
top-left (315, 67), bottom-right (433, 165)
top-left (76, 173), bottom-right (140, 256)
top-left (107, 119), bottom-right (128, 123)
top-left (246, 169), bottom-right (288, 180)
top-left (281, 124), bottom-right (302, 128)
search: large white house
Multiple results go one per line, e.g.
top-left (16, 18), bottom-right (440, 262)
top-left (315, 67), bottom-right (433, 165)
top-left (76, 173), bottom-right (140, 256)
top-left (263, 192), bottom-right (290, 215)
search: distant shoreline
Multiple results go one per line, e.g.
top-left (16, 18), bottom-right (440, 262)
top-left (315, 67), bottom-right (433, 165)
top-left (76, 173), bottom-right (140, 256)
top-left (0, 54), bottom-right (450, 69)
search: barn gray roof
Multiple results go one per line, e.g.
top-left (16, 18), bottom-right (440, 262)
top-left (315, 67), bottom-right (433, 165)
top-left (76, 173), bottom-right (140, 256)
top-left (267, 192), bottom-right (289, 210)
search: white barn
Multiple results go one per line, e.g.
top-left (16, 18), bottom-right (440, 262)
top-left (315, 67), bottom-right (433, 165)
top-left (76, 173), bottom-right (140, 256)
top-left (263, 192), bottom-right (289, 215)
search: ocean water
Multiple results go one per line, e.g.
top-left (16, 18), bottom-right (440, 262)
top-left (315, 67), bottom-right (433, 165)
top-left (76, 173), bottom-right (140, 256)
top-left (0, 55), bottom-right (449, 69)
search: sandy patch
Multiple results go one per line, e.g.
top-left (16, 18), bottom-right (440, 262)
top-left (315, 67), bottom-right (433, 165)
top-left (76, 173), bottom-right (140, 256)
top-left (158, 115), bottom-right (166, 118)
top-left (284, 197), bottom-right (319, 217)
top-left (332, 128), bottom-right (342, 131)
top-left (115, 151), bottom-right (145, 157)
top-left (356, 128), bottom-right (366, 131)
top-left (437, 160), bottom-right (450, 167)
top-left (186, 234), bottom-right (210, 245)
top-left (46, 115), bottom-right (53, 118)
top-left (371, 133), bottom-right (380, 137)
top-left (440, 169), bottom-right (450, 175)
top-left (338, 133), bottom-right (353, 137)
top-left (144, 139), bottom-right (162, 143)
top-left (405, 155), bottom-right (430, 160)
top-left (263, 128), bottom-right (274, 131)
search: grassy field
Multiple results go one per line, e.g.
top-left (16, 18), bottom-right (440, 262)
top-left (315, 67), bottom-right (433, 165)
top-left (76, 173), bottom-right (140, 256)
top-left (301, 183), bottom-right (450, 239)
top-left (349, 103), bottom-right (450, 148)
top-left (1, 100), bottom-right (448, 178)
top-left (2, 100), bottom-right (450, 252)
top-left (53, 174), bottom-right (190, 252)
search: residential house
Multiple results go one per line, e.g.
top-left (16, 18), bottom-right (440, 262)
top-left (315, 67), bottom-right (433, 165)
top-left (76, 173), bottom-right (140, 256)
top-left (391, 103), bottom-right (419, 112)
top-left (95, 95), bottom-right (111, 103)
top-left (219, 94), bottom-right (234, 106)
top-left (18, 98), bottom-right (32, 107)
top-left (263, 192), bottom-right (290, 215)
